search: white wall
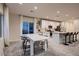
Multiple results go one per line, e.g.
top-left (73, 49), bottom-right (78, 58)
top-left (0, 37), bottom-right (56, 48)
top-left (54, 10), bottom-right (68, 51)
top-left (61, 19), bottom-right (79, 40)
top-left (9, 13), bottom-right (20, 42)
top-left (61, 20), bottom-right (79, 32)
top-left (73, 20), bottom-right (79, 39)
top-left (9, 14), bottom-right (37, 42)
top-left (74, 20), bottom-right (79, 32)
top-left (61, 20), bottom-right (74, 32)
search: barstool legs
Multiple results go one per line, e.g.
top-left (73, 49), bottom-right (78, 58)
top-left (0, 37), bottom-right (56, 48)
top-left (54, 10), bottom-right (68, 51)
top-left (75, 35), bottom-right (77, 41)
top-left (64, 36), bottom-right (69, 45)
top-left (69, 35), bottom-right (72, 44)
top-left (72, 35), bottom-right (75, 42)
top-left (64, 32), bottom-right (79, 46)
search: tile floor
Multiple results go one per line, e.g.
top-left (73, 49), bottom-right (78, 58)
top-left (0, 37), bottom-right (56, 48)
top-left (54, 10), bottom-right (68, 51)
top-left (4, 38), bottom-right (79, 56)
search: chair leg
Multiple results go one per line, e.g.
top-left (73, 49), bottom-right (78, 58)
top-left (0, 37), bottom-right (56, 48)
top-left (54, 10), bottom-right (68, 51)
top-left (22, 40), bottom-right (27, 56)
top-left (23, 49), bottom-right (26, 56)
top-left (22, 40), bottom-right (25, 49)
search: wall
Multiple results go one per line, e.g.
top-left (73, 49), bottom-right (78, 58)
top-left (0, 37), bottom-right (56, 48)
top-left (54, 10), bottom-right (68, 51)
top-left (73, 20), bottom-right (79, 32)
top-left (73, 20), bottom-right (79, 39)
top-left (9, 13), bottom-right (20, 42)
top-left (61, 19), bottom-right (79, 40)
top-left (61, 20), bottom-right (74, 32)
top-left (9, 14), bottom-right (38, 42)
top-left (41, 20), bottom-right (59, 30)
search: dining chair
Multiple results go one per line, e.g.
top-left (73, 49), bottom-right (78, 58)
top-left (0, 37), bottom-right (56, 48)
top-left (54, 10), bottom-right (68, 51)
top-left (21, 36), bottom-right (30, 55)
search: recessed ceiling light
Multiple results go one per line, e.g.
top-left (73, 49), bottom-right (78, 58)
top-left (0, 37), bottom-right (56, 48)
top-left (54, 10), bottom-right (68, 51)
top-left (57, 11), bottom-right (60, 14)
top-left (34, 6), bottom-right (38, 10)
top-left (65, 14), bottom-right (69, 16)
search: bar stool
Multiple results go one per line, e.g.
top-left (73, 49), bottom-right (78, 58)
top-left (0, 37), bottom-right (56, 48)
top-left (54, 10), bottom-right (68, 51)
top-left (75, 32), bottom-right (79, 41)
top-left (74, 32), bottom-right (76, 42)
top-left (68, 32), bottom-right (73, 44)
top-left (72, 32), bottom-right (75, 42)
top-left (63, 32), bottom-right (69, 45)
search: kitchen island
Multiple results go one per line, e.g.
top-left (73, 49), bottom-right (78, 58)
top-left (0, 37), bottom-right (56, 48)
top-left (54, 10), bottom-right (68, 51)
top-left (52, 31), bottom-right (66, 44)
top-left (43, 31), bottom-right (66, 44)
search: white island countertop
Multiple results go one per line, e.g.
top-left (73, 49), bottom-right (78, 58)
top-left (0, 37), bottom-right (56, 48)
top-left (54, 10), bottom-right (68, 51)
top-left (21, 34), bottom-right (49, 41)
top-left (53, 31), bottom-right (67, 34)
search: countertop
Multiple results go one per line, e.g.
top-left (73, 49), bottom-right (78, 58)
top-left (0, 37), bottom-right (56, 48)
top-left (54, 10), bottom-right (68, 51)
top-left (53, 31), bottom-right (67, 34)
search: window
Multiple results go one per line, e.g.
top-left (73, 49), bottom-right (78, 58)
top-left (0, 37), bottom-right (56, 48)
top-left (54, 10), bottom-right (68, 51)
top-left (29, 22), bottom-right (34, 34)
top-left (22, 22), bottom-right (29, 34)
top-left (22, 21), bottom-right (34, 34)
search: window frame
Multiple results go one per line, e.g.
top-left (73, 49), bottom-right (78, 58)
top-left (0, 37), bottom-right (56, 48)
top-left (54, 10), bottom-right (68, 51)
top-left (20, 19), bottom-right (34, 35)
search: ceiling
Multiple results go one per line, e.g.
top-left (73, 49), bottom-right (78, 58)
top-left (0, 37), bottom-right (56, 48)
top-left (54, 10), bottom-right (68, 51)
top-left (6, 3), bottom-right (79, 21)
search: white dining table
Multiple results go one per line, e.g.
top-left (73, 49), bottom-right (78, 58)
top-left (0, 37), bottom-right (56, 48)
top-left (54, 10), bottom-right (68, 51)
top-left (21, 34), bottom-right (49, 56)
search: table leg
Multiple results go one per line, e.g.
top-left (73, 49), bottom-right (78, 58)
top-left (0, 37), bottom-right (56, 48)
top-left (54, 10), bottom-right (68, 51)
top-left (30, 40), bottom-right (34, 56)
top-left (44, 40), bottom-right (48, 51)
